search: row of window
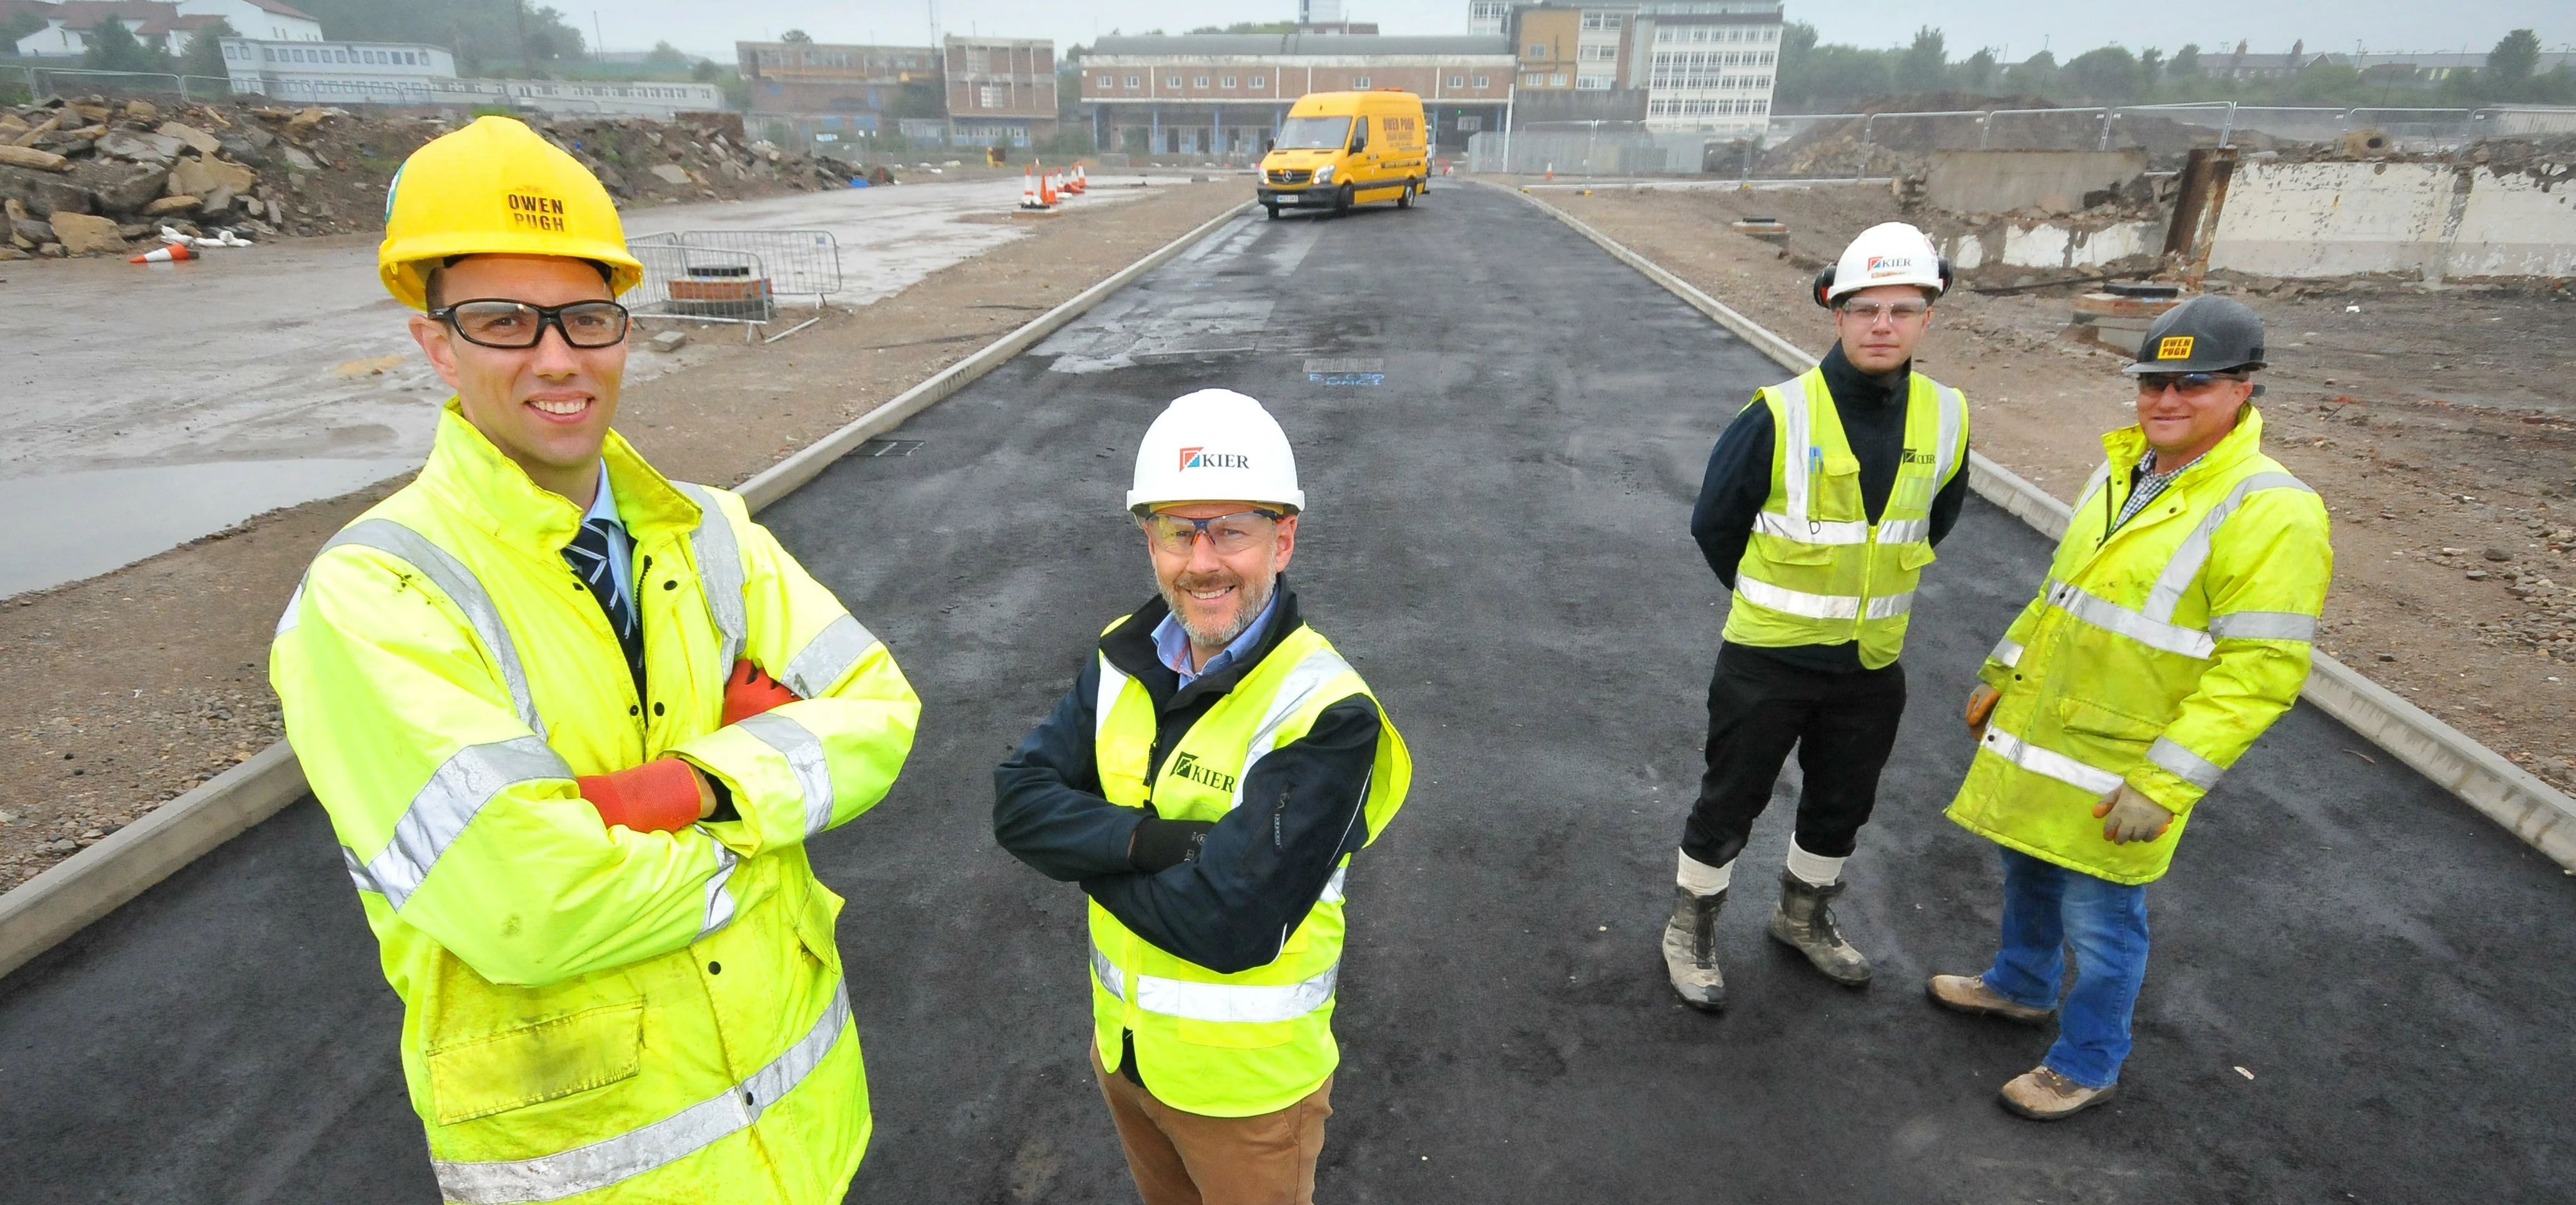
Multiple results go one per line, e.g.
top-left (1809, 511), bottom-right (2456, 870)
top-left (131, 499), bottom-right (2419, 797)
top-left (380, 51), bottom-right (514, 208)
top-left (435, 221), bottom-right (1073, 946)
top-left (1575, 75), bottom-right (1615, 90)
top-left (1652, 25), bottom-right (1780, 44)
top-left (1647, 97), bottom-right (1769, 116)
top-left (1577, 44), bottom-right (1618, 61)
top-left (1649, 50), bottom-right (1774, 68)
top-left (1579, 12), bottom-right (1623, 29)
top-left (1095, 74), bottom-right (1494, 92)
top-left (229, 43), bottom-right (433, 67)
top-left (1647, 72), bottom-right (1771, 90)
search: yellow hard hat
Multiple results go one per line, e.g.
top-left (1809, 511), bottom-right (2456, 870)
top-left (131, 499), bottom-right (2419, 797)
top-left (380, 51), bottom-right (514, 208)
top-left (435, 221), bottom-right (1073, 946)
top-left (377, 116), bottom-right (643, 311)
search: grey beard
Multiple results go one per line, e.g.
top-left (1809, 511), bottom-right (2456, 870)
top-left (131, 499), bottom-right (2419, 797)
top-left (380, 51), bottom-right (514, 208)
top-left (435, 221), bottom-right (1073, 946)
top-left (1158, 570), bottom-right (1276, 653)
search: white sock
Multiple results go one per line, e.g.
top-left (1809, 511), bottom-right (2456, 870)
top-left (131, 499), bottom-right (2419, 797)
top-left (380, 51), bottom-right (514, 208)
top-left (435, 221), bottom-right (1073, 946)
top-left (1676, 849), bottom-right (1734, 896)
top-left (1784, 840), bottom-right (1847, 888)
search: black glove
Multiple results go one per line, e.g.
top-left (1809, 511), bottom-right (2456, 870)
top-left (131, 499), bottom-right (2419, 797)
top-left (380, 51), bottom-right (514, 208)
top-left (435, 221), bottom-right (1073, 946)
top-left (1129, 816), bottom-right (1216, 873)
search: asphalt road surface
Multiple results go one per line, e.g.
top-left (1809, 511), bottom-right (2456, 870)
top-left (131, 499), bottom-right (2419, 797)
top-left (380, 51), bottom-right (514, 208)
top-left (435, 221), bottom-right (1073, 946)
top-left (4, 185), bottom-right (2572, 1203)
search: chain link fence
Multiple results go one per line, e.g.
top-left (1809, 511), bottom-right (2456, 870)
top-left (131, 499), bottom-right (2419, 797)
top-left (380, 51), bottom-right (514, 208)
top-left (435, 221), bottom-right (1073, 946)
top-left (1, 64), bottom-right (234, 104)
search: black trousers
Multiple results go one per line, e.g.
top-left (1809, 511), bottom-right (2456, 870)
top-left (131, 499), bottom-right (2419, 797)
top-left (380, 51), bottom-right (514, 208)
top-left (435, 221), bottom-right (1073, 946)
top-left (1680, 643), bottom-right (1909, 870)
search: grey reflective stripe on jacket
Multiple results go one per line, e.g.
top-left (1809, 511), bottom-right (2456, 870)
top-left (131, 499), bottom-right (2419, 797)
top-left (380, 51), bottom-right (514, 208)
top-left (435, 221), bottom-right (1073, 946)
top-left (2043, 471), bottom-right (2321, 660)
top-left (289, 518), bottom-right (553, 738)
top-left (1227, 645), bottom-right (1357, 813)
top-left (1092, 940), bottom-right (1340, 1026)
top-left (736, 711), bottom-right (837, 837)
top-left (430, 984), bottom-right (854, 1204)
top-left (1751, 375), bottom-right (1963, 550)
top-left (674, 482), bottom-right (748, 674)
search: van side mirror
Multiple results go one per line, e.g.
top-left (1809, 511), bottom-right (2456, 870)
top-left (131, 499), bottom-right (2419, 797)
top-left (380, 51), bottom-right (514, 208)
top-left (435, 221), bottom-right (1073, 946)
top-left (1265, 138), bottom-right (1275, 152)
top-left (1349, 135), bottom-right (1367, 154)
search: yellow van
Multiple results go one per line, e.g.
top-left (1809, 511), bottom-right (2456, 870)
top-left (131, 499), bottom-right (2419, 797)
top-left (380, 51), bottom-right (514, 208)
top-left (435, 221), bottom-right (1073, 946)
top-left (1256, 89), bottom-right (1428, 218)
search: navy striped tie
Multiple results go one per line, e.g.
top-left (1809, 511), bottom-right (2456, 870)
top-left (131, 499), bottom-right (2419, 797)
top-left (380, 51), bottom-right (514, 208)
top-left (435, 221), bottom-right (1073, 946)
top-left (564, 517), bottom-right (646, 697)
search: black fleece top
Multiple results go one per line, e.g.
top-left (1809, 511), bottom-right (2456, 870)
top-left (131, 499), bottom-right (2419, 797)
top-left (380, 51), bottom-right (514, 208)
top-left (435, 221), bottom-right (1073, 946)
top-left (1689, 343), bottom-right (1973, 673)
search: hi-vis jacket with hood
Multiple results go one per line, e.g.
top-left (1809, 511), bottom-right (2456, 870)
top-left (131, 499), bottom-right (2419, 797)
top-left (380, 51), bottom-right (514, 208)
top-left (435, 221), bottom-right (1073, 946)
top-left (270, 402), bottom-right (919, 1204)
top-left (1948, 408), bottom-right (2331, 885)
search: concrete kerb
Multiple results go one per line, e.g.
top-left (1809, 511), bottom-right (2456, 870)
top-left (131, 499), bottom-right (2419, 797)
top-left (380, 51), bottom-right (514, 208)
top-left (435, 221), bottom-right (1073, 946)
top-left (0, 198), bottom-right (1260, 983)
top-left (1484, 180), bottom-right (2576, 873)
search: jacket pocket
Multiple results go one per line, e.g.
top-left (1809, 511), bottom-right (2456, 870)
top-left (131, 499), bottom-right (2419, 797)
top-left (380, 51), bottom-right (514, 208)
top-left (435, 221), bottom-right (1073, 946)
top-left (1749, 532), bottom-right (1833, 566)
top-left (1897, 542), bottom-right (1938, 571)
top-left (794, 880), bottom-right (844, 971)
top-left (2056, 697), bottom-right (2163, 742)
top-left (426, 1001), bottom-right (646, 1125)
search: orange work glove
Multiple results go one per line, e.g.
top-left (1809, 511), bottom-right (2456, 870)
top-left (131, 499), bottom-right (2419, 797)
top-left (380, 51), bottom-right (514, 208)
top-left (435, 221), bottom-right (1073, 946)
top-left (1964, 683), bottom-right (1999, 741)
top-left (576, 758), bottom-right (706, 833)
top-left (723, 658), bottom-right (801, 726)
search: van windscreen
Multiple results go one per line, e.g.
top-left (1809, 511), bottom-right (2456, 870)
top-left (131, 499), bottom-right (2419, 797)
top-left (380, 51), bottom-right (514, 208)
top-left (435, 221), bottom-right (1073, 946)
top-left (1275, 116), bottom-right (1355, 150)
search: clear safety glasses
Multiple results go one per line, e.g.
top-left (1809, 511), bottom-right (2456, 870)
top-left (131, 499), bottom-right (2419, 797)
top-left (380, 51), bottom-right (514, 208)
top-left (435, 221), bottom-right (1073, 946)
top-left (1838, 299), bottom-right (1930, 324)
top-left (433, 299), bottom-right (633, 349)
top-left (1142, 509), bottom-right (1288, 556)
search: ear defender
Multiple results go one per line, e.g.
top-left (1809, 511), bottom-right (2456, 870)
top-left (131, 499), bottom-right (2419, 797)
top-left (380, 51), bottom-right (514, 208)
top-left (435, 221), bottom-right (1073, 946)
top-left (1936, 257), bottom-right (1955, 295)
top-left (1812, 265), bottom-right (1837, 308)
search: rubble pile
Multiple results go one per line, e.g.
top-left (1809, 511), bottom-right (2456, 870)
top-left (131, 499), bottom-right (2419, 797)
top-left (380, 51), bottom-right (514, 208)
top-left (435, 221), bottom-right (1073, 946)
top-left (1762, 93), bottom-right (2291, 178)
top-left (0, 94), bottom-right (856, 260)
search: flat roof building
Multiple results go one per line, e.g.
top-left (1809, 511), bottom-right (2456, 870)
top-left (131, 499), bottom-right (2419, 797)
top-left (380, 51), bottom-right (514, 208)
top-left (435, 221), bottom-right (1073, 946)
top-left (1080, 33), bottom-right (1516, 156)
top-left (944, 35), bottom-right (1056, 148)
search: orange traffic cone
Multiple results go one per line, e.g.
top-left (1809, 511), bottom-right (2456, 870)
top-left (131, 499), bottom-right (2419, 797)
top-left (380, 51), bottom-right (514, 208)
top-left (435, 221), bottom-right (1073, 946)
top-left (1019, 166), bottom-right (1047, 210)
top-left (130, 242), bottom-right (195, 264)
top-left (1069, 164), bottom-right (1087, 194)
top-left (1040, 169), bottom-right (1059, 206)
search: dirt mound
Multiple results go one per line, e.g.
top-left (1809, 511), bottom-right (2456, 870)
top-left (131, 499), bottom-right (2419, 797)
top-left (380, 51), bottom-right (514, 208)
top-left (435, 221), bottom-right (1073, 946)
top-left (0, 94), bottom-right (856, 259)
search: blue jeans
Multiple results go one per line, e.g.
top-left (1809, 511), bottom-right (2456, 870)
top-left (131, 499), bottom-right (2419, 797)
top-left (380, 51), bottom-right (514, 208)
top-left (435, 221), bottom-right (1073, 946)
top-left (1981, 846), bottom-right (2151, 1089)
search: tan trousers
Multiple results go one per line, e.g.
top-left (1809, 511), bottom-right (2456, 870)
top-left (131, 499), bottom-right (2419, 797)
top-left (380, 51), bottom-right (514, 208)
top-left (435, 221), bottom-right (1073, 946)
top-left (1090, 1043), bottom-right (1334, 1205)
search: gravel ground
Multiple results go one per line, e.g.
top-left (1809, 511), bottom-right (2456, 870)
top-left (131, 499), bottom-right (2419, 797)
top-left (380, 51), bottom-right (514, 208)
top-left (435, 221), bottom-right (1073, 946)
top-left (1537, 182), bottom-right (2576, 796)
top-left (0, 179), bottom-right (1246, 893)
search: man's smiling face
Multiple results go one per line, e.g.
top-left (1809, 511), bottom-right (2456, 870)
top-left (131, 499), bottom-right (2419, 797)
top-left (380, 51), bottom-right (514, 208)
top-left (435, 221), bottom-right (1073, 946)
top-left (407, 254), bottom-right (625, 500)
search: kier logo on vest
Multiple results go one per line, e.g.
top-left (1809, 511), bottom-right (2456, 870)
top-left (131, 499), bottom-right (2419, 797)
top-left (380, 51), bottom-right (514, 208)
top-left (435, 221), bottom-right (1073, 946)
top-left (1178, 447), bottom-right (1252, 472)
top-left (1168, 752), bottom-right (1238, 793)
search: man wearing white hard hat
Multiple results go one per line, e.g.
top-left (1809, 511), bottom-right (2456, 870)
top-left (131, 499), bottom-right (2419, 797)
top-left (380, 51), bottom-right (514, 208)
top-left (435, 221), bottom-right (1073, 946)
top-left (994, 389), bottom-right (1412, 1205)
top-left (1661, 222), bottom-right (1972, 1010)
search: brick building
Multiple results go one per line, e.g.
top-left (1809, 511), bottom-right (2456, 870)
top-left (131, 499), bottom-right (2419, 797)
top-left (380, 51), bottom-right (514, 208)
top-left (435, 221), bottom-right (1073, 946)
top-left (736, 40), bottom-right (939, 147)
top-left (942, 35), bottom-right (1056, 148)
top-left (1080, 33), bottom-right (1516, 156)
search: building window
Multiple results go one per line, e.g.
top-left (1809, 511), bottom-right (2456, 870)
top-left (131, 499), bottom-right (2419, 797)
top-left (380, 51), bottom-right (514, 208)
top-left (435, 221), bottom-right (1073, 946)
top-left (980, 84), bottom-right (1005, 108)
top-left (1166, 75), bottom-right (1182, 87)
top-left (1448, 74), bottom-right (1464, 87)
top-left (1580, 12), bottom-right (1622, 29)
top-left (1250, 75), bottom-right (1265, 87)
top-left (1578, 44), bottom-right (1617, 61)
top-left (1098, 74), bottom-right (1113, 87)
top-left (1473, 74), bottom-right (1490, 87)
top-left (1222, 75), bottom-right (1236, 87)
top-left (1522, 72), bottom-right (1544, 85)
top-left (1353, 75), bottom-right (1369, 87)
top-left (1576, 75), bottom-right (1612, 89)
top-left (1193, 75), bottom-right (1209, 87)
top-left (1549, 72), bottom-right (1567, 86)
top-left (1527, 43), bottom-right (1547, 58)
top-left (1127, 75), bottom-right (1141, 87)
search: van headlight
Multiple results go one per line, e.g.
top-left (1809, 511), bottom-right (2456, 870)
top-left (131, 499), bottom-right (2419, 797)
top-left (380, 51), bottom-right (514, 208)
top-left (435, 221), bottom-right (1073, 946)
top-left (1313, 164), bottom-right (1335, 184)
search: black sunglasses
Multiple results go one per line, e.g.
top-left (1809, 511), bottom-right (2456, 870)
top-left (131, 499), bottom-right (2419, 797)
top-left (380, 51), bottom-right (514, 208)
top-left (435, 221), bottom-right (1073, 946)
top-left (432, 299), bottom-right (633, 349)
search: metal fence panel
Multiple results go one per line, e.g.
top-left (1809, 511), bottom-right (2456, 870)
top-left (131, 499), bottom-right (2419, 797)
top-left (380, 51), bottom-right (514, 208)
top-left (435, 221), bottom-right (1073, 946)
top-left (629, 230), bottom-right (840, 302)
top-left (629, 244), bottom-right (777, 325)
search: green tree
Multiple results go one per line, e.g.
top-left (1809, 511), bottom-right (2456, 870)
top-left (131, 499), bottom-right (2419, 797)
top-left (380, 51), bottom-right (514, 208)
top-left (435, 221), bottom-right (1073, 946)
top-left (2486, 28), bottom-right (2541, 99)
top-left (2138, 47), bottom-right (2164, 92)
top-left (2063, 46), bottom-right (2141, 102)
top-left (2169, 43), bottom-right (2201, 79)
top-left (523, 4), bottom-right (582, 62)
top-left (2002, 49), bottom-right (2056, 94)
top-left (780, 29), bottom-right (813, 44)
top-left (178, 19), bottom-right (239, 82)
top-left (644, 41), bottom-right (689, 71)
top-left (83, 17), bottom-right (167, 72)
top-left (1897, 26), bottom-right (1947, 93)
top-left (1960, 47), bottom-right (1998, 92)
top-left (2285, 58), bottom-right (2366, 104)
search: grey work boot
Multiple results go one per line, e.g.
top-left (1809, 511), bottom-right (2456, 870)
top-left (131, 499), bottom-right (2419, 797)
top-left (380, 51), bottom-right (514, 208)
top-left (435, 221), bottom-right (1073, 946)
top-left (1767, 871), bottom-right (1873, 986)
top-left (1661, 886), bottom-right (1728, 1012)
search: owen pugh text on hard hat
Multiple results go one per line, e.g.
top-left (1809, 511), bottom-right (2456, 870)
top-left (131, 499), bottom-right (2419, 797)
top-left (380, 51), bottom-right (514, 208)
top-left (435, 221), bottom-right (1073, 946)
top-left (507, 192), bottom-right (571, 233)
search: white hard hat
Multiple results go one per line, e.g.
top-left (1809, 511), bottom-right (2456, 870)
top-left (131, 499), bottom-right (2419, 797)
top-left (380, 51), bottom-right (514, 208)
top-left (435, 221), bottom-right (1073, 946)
top-left (1127, 389), bottom-right (1305, 514)
top-left (1814, 221), bottom-right (1950, 307)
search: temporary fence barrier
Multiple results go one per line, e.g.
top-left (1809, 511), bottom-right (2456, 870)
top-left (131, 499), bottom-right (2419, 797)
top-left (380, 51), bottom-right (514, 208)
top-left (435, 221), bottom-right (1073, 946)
top-left (1, 64), bottom-right (233, 102)
top-left (629, 229), bottom-right (841, 304)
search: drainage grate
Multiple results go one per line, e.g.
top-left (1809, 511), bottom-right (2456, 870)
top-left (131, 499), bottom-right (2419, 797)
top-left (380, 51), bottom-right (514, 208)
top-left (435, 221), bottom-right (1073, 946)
top-left (859, 439), bottom-right (925, 457)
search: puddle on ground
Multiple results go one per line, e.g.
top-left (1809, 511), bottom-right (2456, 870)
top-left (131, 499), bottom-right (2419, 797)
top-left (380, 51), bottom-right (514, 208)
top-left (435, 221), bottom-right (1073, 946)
top-left (0, 457), bottom-right (417, 598)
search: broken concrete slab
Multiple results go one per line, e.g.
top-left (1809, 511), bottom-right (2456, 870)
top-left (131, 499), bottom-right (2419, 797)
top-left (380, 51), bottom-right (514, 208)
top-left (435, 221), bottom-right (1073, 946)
top-left (49, 212), bottom-right (124, 255)
top-left (157, 122), bottom-right (223, 156)
top-left (144, 196), bottom-right (200, 216)
top-left (1927, 149), bottom-right (2150, 216)
top-left (281, 146), bottom-right (318, 172)
top-left (95, 130), bottom-right (184, 164)
top-left (77, 162), bottom-right (169, 214)
top-left (650, 163), bottom-right (694, 186)
top-left (0, 145), bottom-right (70, 174)
top-left (648, 329), bottom-right (689, 353)
top-left (167, 156), bottom-right (256, 201)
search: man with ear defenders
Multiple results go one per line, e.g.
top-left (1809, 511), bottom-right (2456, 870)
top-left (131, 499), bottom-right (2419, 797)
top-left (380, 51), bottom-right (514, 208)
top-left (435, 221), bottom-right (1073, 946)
top-left (1661, 221), bottom-right (1973, 1011)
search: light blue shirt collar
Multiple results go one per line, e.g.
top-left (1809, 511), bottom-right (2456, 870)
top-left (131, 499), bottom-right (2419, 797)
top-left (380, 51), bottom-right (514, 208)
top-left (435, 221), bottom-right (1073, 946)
top-left (579, 460), bottom-right (634, 603)
top-left (1152, 590), bottom-right (1280, 690)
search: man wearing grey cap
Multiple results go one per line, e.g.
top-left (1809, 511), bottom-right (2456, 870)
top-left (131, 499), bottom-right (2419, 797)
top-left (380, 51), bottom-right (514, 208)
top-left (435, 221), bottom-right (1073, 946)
top-left (1930, 295), bottom-right (2334, 1120)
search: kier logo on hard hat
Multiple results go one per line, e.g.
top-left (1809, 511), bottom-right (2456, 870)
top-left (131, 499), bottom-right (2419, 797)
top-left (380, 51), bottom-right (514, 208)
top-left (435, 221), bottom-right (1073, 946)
top-left (1865, 254), bottom-right (1915, 277)
top-left (1178, 447), bottom-right (1251, 472)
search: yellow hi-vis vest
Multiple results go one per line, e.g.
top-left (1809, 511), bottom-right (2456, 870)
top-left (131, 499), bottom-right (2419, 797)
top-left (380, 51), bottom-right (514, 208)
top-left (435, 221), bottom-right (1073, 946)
top-left (1722, 366), bottom-right (1968, 670)
top-left (270, 404), bottom-right (920, 1203)
top-left (1087, 617), bottom-right (1411, 1118)
top-left (1947, 408), bottom-right (2332, 885)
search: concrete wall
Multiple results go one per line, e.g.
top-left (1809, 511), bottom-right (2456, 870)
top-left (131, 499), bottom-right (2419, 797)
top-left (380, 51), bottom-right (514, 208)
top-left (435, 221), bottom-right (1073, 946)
top-left (1925, 149), bottom-right (2148, 215)
top-left (2206, 159), bottom-right (2576, 280)
top-left (1948, 219), bottom-right (2160, 272)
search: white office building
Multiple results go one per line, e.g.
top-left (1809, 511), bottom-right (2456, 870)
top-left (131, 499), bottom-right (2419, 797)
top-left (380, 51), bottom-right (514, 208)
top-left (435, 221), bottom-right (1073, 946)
top-left (1633, 1), bottom-right (1781, 134)
top-left (219, 37), bottom-right (455, 104)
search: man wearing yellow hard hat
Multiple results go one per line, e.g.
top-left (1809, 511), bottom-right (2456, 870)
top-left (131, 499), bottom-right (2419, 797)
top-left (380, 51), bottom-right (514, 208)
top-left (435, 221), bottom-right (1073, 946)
top-left (270, 116), bottom-right (921, 1202)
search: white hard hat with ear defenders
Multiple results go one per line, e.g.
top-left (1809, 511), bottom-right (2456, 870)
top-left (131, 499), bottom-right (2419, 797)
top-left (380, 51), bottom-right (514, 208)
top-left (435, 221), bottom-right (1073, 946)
top-left (1811, 222), bottom-right (1952, 307)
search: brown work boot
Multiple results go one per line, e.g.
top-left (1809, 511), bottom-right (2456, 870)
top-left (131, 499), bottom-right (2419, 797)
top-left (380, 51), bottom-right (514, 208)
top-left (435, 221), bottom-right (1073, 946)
top-left (1998, 1065), bottom-right (2116, 1121)
top-left (1925, 973), bottom-right (2055, 1026)
top-left (1766, 872), bottom-right (1871, 986)
top-left (1661, 886), bottom-right (1727, 1012)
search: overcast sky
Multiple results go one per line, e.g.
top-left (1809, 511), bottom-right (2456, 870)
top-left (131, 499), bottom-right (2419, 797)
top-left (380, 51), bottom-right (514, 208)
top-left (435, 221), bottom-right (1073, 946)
top-left (581, 1), bottom-right (2572, 61)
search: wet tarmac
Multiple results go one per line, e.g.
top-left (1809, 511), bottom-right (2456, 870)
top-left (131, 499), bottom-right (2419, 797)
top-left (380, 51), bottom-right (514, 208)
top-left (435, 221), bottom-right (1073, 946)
top-left (4, 188), bottom-right (2570, 1201)
top-left (0, 176), bottom-right (1171, 598)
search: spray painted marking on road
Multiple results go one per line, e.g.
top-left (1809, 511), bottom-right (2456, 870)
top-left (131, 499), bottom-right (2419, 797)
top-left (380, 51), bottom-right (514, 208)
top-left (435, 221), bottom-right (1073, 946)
top-left (1037, 214), bottom-right (1320, 374)
top-left (1309, 373), bottom-right (1385, 386)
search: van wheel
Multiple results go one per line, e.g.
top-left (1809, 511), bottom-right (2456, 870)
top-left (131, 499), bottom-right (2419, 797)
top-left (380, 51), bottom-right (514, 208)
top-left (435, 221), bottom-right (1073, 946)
top-left (1264, 202), bottom-right (1281, 219)
top-left (1397, 182), bottom-right (1416, 209)
top-left (1333, 184), bottom-right (1353, 216)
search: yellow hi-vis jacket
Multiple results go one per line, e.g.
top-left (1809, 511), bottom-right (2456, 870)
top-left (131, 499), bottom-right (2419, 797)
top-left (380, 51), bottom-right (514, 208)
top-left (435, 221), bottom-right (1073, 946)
top-left (269, 402), bottom-right (920, 1204)
top-left (1947, 408), bottom-right (2332, 885)
top-left (1088, 618), bottom-right (1411, 1118)
top-left (1722, 365), bottom-right (1969, 670)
